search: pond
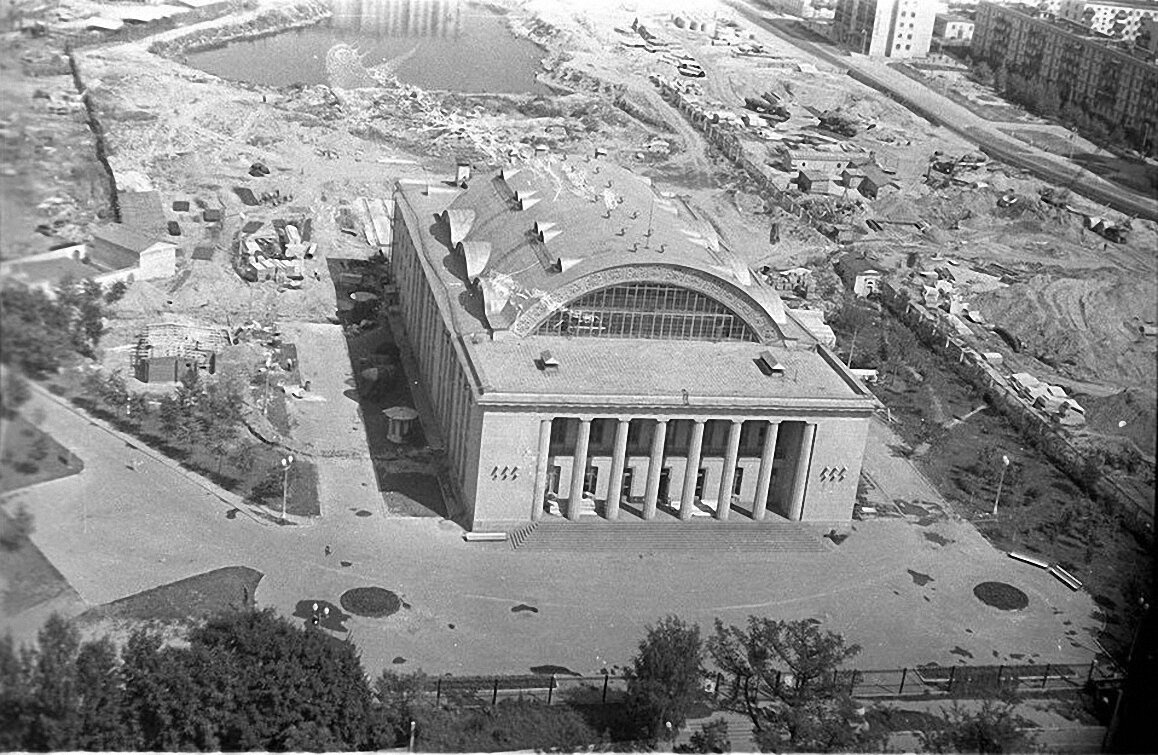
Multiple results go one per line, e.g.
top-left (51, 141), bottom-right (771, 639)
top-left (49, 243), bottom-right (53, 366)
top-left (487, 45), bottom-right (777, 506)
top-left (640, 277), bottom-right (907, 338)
top-left (185, 0), bottom-right (547, 93)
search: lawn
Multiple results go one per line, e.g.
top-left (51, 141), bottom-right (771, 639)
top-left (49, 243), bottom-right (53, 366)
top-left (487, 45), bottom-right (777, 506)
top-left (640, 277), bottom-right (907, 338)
top-left (47, 371), bottom-right (321, 518)
top-left (78, 566), bottom-right (263, 623)
top-left (0, 414), bottom-right (83, 494)
top-left (0, 507), bottom-right (77, 616)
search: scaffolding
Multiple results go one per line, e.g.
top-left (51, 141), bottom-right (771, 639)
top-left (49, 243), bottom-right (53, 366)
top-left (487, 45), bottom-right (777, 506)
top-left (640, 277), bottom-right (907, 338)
top-left (132, 322), bottom-right (230, 383)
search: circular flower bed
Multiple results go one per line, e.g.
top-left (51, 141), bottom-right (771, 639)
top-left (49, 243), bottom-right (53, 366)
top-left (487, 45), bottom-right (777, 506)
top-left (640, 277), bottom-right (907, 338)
top-left (973, 581), bottom-right (1029, 611)
top-left (340, 587), bottom-right (402, 618)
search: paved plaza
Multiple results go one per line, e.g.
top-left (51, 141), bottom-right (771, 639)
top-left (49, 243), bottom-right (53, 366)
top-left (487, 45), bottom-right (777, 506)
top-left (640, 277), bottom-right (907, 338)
top-left (1, 375), bottom-right (1100, 678)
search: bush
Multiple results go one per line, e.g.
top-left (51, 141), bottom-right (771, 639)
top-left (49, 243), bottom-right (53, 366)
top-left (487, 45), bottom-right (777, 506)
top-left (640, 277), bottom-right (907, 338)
top-left (0, 504), bottom-right (35, 550)
top-left (414, 700), bottom-right (598, 752)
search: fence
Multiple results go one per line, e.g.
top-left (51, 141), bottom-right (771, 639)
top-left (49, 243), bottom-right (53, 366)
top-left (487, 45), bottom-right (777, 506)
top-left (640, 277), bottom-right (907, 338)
top-left (409, 659), bottom-right (1120, 711)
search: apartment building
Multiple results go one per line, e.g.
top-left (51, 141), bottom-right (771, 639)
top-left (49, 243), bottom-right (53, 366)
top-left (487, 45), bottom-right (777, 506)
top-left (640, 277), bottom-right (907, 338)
top-left (831, 0), bottom-right (937, 57)
top-left (1058, 0), bottom-right (1158, 42)
top-left (973, 1), bottom-right (1158, 140)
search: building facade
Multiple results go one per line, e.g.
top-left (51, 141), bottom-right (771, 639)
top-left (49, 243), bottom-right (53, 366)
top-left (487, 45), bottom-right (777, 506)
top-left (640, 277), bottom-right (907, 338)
top-left (831, 0), bottom-right (936, 57)
top-left (390, 157), bottom-right (876, 530)
top-left (933, 12), bottom-right (976, 43)
top-left (973, 1), bottom-right (1158, 138)
top-left (1058, 0), bottom-right (1158, 42)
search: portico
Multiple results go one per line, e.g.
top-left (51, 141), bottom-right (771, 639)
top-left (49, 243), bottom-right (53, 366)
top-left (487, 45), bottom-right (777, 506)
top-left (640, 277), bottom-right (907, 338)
top-left (531, 416), bottom-right (817, 522)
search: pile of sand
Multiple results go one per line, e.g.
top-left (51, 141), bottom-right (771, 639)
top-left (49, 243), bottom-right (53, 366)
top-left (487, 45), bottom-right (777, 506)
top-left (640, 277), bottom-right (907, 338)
top-left (975, 272), bottom-right (1157, 388)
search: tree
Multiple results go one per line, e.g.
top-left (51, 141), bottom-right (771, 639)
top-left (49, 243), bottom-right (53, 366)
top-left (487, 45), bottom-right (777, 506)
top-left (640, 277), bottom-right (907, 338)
top-left (372, 670), bottom-right (432, 747)
top-left (676, 717), bottom-right (731, 753)
top-left (708, 617), bottom-right (878, 752)
top-left (0, 633), bottom-right (34, 750)
top-left (0, 286), bottom-right (78, 376)
top-left (994, 64), bottom-right (1008, 94)
top-left (74, 637), bottom-right (132, 750)
top-left (919, 697), bottom-right (1038, 753)
top-left (25, 614), bottom-right (82, 750)
top-left (186, 609), bottom-right (376, 750)
top-left (104, 280), bottom-right (129, 305)
top-left (625, 615), bottom-right (706, 745)
top-left (0, 369), bottom-right (31, 418)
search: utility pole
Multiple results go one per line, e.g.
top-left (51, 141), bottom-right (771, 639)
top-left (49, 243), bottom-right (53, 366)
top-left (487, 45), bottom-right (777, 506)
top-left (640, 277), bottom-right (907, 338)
top-left (280, 454), bottom-right (294, 522)
top-left (991, 454), bottom-right (1010, 516)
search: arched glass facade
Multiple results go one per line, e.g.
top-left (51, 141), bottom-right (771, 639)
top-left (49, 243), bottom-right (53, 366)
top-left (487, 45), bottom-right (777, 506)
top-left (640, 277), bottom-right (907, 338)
top-left (534, 283), bottom-right (758, 341)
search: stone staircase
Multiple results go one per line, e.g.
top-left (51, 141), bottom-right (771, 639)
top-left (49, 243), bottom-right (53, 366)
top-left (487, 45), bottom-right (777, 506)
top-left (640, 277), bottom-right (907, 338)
top-left (508, 520), bottom-right (831, 552)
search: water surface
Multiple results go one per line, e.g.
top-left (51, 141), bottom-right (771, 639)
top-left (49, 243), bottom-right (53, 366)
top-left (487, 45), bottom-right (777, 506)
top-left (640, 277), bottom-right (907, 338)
top-left (186, 0), bottom-right (547, 93)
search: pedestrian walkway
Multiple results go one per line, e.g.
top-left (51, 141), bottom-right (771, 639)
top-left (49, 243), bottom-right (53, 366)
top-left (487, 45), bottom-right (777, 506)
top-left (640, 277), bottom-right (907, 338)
top-left (511, 520), bottom-right (831, 552)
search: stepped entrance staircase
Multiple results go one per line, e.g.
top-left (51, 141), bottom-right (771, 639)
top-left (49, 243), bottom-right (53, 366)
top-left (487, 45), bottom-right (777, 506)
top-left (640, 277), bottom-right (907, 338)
top-left (507, 519), bottom-right (832, 552)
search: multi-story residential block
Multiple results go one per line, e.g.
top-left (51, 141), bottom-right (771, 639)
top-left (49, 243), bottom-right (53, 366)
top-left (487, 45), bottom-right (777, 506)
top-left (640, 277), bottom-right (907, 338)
top-left (973, 1), bottom-right (1158, 142)
top-left (1058, 0), bottom-right (1158, 42)
top-left (831, 0), bottom-right (937, 57)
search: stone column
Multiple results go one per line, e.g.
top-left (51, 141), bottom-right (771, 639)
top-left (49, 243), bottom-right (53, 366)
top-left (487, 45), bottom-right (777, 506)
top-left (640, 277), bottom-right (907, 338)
top-left (642, 419), bottom-right (668, 520)
top-left (716, 419), bottom-right (743, 520)
top-left (605, 418), bottom-right (631, 521)
top-left (567, 419), bottom-right (591, 521)
top-left (679, 419), bottom-right (706, 520)
top-left (531, 418), bottom-right (553, 521)
top-left (787, 423), bottom-right (816, 521)
top-left (752, 421), bottom-right (780, 521)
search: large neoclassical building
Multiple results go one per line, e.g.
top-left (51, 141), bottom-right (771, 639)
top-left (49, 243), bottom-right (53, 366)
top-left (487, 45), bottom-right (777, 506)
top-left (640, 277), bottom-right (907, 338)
top-left (390, 156), bottom-right (876, 530)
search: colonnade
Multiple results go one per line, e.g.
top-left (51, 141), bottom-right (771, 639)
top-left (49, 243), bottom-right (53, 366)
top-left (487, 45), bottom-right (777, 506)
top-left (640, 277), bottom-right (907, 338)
top-left (530, 417), bottom-right (817, 523)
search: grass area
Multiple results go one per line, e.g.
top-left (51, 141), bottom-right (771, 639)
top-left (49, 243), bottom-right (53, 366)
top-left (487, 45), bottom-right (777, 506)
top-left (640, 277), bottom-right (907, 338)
top-left (829, 297), bottom-right (1152, 662)
top-left (380, 472), bottom-right (446, 518)
top-left (0, 507), bottom-right (76, 615)
top-left (0, 414), bottom-right (83, 494)
top-left (44, 371), bottom-right (320, 517)
top-left (78, 566), bottom-right (263, 624)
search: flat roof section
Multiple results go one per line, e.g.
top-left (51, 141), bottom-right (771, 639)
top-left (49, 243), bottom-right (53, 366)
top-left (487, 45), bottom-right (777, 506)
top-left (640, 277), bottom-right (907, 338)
top-left (468, 336), bottom-right (872, 408)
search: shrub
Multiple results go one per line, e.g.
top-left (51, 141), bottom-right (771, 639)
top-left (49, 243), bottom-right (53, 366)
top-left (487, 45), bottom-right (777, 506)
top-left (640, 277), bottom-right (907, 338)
top-left (0, 504), bottom-right (35, 550)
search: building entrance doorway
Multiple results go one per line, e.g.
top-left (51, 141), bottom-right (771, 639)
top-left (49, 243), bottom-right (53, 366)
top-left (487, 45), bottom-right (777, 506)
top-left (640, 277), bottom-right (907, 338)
top-left (658, 467), bottom-right (672, 504)
top-left (621, 468), bottom-right (634, 502)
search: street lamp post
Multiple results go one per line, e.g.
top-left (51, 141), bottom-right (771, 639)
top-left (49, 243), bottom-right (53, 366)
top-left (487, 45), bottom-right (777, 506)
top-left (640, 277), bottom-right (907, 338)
top-left (280, 454), bottom-right (294, 522)
top-left (991, 454), bottom-right (1010, 516)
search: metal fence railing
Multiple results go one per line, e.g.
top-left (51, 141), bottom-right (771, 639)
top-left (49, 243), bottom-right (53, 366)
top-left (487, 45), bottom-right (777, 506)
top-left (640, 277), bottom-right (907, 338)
top-left (410, 659), bottom-right (1122, 710)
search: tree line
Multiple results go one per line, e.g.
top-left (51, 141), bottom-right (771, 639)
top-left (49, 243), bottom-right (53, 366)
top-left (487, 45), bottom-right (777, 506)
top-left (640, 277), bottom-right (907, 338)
top-left (0, 279), bottom-right (126, 379)
top-left (969, 58), bottom-right (1153, 159)
top-left (0, 610), bottom-right (1037, 752)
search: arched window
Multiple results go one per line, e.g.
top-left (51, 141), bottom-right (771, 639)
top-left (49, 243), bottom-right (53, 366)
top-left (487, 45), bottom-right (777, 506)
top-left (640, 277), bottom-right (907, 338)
top-left (534, 283), bottom-right (758, 342)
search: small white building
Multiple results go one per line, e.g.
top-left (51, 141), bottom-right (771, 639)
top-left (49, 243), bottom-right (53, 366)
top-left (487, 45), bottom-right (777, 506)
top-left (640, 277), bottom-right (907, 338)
top-left (853, 269), bottom-right (881, 297)
top-left (0, 225), bottom-right (176, 297)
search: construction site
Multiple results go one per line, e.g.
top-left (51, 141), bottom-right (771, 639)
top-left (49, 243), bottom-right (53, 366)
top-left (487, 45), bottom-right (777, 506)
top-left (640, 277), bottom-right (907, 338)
top-left (0, 0), bottom-right (1154, 676)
